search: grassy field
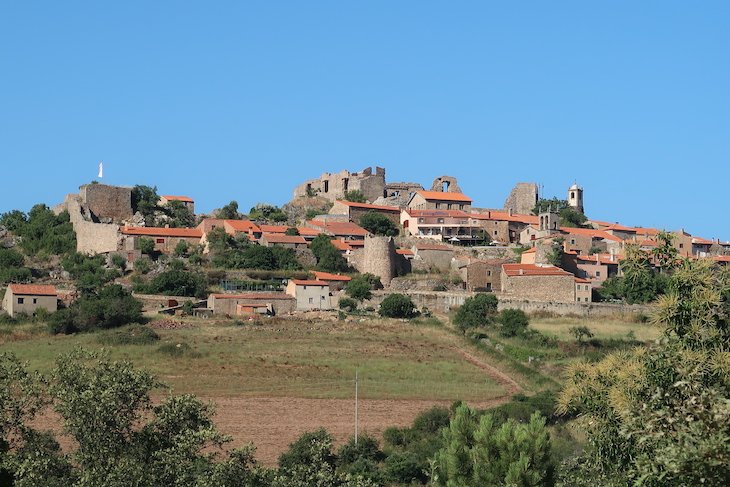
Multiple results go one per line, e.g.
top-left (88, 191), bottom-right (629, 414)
top-left (1, 315), bottom-right (507, 402)
top-left (529, 316), bottom-right (662, 342)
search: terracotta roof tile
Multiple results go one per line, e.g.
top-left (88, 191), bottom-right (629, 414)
top-left (415, 191), bottom-right (473, 203)
top-left (258, 225), bottom-right (289, 234)
top-left (290, 279), bottom-right (329, 286)
top-left (161, 195), bottom-right (194, 203)
top-left (122, 226), bottom-right (203, 238)
top-left (312, 271), bottom-right (352, 281)
top-left (335, 200), bottom-right (400, 212)
top-left (560, 227), bottom-right (622, 242)
top-left (502, 263), bottom-right (572, 277)
top-left (224, 220), bottom-right (261, 233)
top-left (396, 248), bottom-right (414, 255)
top-left (329, 240), bottom-right (352, 251)
top-left (261, 234), bottom-right (307, 244)
top-left (7, 284), bottom-right (57, 296)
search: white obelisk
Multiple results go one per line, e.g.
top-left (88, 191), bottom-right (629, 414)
top-left (98, 161), bottom-right (104, 179)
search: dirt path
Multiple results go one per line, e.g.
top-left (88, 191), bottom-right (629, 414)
top-left (450, 346), bottom-right (523, 396)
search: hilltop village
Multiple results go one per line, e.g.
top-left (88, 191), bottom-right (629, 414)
top-left (1, 166), bottom-right (729, 319)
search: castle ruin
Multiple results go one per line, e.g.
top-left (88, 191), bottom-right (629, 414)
top-left (293, 166), bottom-right (386, 203)
top-left (504, 183), bottom-right (539, 215)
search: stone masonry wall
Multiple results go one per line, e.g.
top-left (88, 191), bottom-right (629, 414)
top-left (63, 195), bottom-right (120, 254)
top-left (80, 183), bottom-right (133, 220)
top-left (502, 274), bottom-right (575, 303)
top-left (503, 183), bottom-right (539, 215)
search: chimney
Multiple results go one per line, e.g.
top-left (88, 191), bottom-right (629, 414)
top-left (508, 208), bottom-right (513, 216)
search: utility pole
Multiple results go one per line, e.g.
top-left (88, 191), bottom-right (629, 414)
top-left (355, 370), bottom-right (359, 445)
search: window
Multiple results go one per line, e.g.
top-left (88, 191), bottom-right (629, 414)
top-left (435, 203), bottom-right (441, 209)
top-left (493, 231), bottom-right (498, 236)
top-left (17, 297), bottom-right (24, 304)
top-left (679, 243), bottom-right (684, 249)
top-left (156, 238), bottom-right (165, 244)
top-left (570, 239), bottom-right (576, 245)
top-left (596, 271), bottom-right (601, 277)
top-left (33, 298), bottom-right (37, 304)
top-left (487, 270), bottom-right (492, 276)
top-left (308, 297), bottom-right (314, 304)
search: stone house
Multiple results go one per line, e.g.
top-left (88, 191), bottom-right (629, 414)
top-left (407, 191), bottom-right (473, 211)
top-left (285, 280), bottom-right (332, 311)
top-left (2, 284), bottom-right (58, 318)
top-left (500, 264), bottom-right (578, 303)
top-left (329, 200), bottom-right (401, 226)
top-left (575, 254), bottom-right (620, 286)
top-left (121, 227), bottom-right (203, 254)
top-left (575, 278), bottom-right (593, 303)
top-left (559, 227), bottom-right (622, 255)
top-left (305, 220), bottom-right (369, 241)
top-left (208, 293), bottom-right (296, 316)
top-left (159, 195), bottom-right (195, 214)
top-left (259, 234), bottom-right (308, 249)
top-left (223, 220), bottom-right (262, 240)
top-left (469, 211), bottom-right (538, 244)
top-left (459, 259), bottom-right (508, 292)
top-left (673, 230), bottom-right (693, 258)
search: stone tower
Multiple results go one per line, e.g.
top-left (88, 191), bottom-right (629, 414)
top-left (539, 208), bottom-right (560, 232)
top-left (360, 236), bottom-right (397, 286)
top-left (568, 183), bottom-right (584, 214)
top-left (504, 183), bottom-right (539, 215)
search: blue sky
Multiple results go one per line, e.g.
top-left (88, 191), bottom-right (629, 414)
top-left (1, 1), bottom-right (728, 240)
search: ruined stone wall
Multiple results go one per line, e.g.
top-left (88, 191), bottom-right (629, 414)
top-left (465, 261), bottom-right (504, 292)
top-left (63, 195), bottom-right (120, 254)
top-left (381, 183), bottom-right (424, 208)
top-left (347, 206), bottom-right (401, 226)
top-left (430, 176), bottom-right (462, 193)
top-left (503, 183), bottom-right (539, 215)
top-left (414, 249), bottom-right (454, 273)
top-left (501, 273), bottom-right (575, 303)
top-left (293, 167), bottom-right (386, 203)
top-left (79, 183), bottom-right (133, 220)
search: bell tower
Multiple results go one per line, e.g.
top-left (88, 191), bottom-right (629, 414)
top-left (568, 182), bottom-right (584, 214)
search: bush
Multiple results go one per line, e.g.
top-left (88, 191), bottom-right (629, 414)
top-left (338, 297), bottom-right (357, 312)
top-left (138, 237), bottom-right (155, 255)
top-left (111, 254), bottom-right (126, 271)
top-left (49, 285), bottom-right (143, 334)
top-left (134, 269), bottom-right (208, 298)
top-left (453, 293), bottom-right (498, 330)
top-left (379, 294), bottom-right (417, 318)
top-left (499, 308), bottom-right (529, 337)
top-left (174, 240), bottom-right (189, 257)
top-left (96, 325), bottom-right (160, 346)
top-left (1, 205), bottom-right (76, 256)
top-left (359, 211), bottom-right (399, 237)
top-left (134, 256), bottom-right (152, 274)
top-left (310, 235), bottom-right (349, 273)
top-left (345, 274), bottom-right (381, 301)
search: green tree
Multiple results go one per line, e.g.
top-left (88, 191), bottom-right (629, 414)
top-left (134, 269), bottom-right (208, 298)
top-left (532, 197), bottom-right (587, 228)
top-left (3, 205), bottom-right (76, 256)
top-left (651, 230), bottom-right (679, 272)
top-left (558, 259), bottom-right (730, 486)
top-left (345, 274), bottom-right (381, 301)
top-left (249, 204), bottom-right (288, 223)
top-left (216, 200), bottom-right (240, 220)
top-left (284, 227), bottom-right (300, 236)
top-left (344, 190), bottom-right (367, 203)
top-left (0, 248), bottom-right (31, 284)
top-left (499, 308), bottom-right (529, 337)
top-left (338, 297), bottom-right (358, 312)
top-left (138, 237), bottom-right (155, 255)
top-left (453, 293), bottom-right (498, 330)
top-left (311, 234), bottom-right (349, 273)
top-left (131, 185), bottom-right (161, 226)
top-left (61, 252), bottom-right (120, 295)
top-left (432, 404), bottom-right (554, 487)
top-left (174, 239), bottom-right (189, 257)
top-left (164, 200), bottom-right (195, 228)
top-left (49, 284), bottom-right (142, 334)
top-left (378, 294), bottom-right (417, 318)
top-left (358, 212), bottom-right (399, 237)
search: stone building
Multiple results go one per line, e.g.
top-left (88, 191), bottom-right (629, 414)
top-left (259, 234), bottom-right (308, 249)
top-left (575, 254), bottom-right (620, 286)
top-left (469, 210), bottom-right (538, 244)
top-left (377, 182), bottom-right (424, 207)
top-left (329, 200), bottom-right (401, 226)
top-left (503, 183), bottom-right (539, 215)
top-left (401, 209), bottom-right (481, 244)
top-left (208, 293), bottom-right (296, 316)
top-left (2, 284), bottom-right (58, 318)
top-left (567, 183), bottom-right (584, 214)
top-left (305, 220), bottom-right (369, 240)
top-left (159, 195), bottom-right (195, 214)
top-left (429, 176), bottom-right (463, 193)
top-left (121, 227), bottom-right (203, 254)
top-left (500, 263), bottom-right (577, 303)
top-left (311, 271), bottom-right (352, 292)
top-left (285, 280), bottom-right (332, 310)
top-left (459, 259), bottom-right (509, 292)
top-left (412, 243), bottom-right (454, 273)
top-left (79, 183), bottom-right (133, 221)
top-left (349, 236), bottom-right (399, 285)
top-left (293, 167), bottom-right (386, 203)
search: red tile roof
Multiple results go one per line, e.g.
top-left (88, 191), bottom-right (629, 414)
top-left (290, 279), bottom-right (329, 286)
top-left (692, 237), bottom-right (714, 245)
top-left (161, 195), bottom-right (194, 203)
top-left (406, 209), bottom-right (470, 218)
top-left (577, 254), bottom-right (620, 265)
top-left (210, 293), bottom-right (294, 300)
top-left (7, 284), bottom-right (57, 296)
top-left (415, 243), bottom-right (452, 251)
top-left (335, 200), bottom-right (401, 212)
top-left (713, 255), bottom-right (730, 263)
top-left (312, 271), bottom-right (352, 282)
top-left (502, 263), bottom-right (572, 277)
top-left (296, 227), bottom-right (322, 236)
top-left (122, 226), bottom-right (203, 238)
top-left (262, 234), bottom-right (307, 244)
top-left (224, 219), bottom-right (261, 233)
top-left (329, 240), bottom-right (353, 251)
top-left (574, 278), bottom-right (592, 283)
top-left (633, 227), bottom-right (660, 237)
top-left (603, 223), bottom-right (636, 233)
top-left (560, 227), bottom-right (622, 242)
top-left (308, 220), bottom-right (369, 237)
top-left (258, 225), bottom-right (289, 234)
top-left (415, 191), bottom-right (473, 203)
top-left (396, 248), bottom-right (414, 256)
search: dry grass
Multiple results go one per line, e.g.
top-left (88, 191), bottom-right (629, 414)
top-left (529, 316), bottom-right (661, 342)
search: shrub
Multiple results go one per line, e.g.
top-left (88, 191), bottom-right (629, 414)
top-left (111, 254), bottom-right (126, 271)
top-left (343, 190), bottom-right (367, 203)
top-left (138, 237), bottom-right (155, 255)
top-left (345, 274), bottom-right (378, 301)
top-left (338, 297), bottom-right (358, 312)
top-left (359, 211), bottom-right (399, 236)
top-left (181, 300), bottom-right (195, 315)
top-left (134, 269), bottom-right (208, 298)
top-left (49, 285), bottom-right (143, 334)
top-left (174, 240), bottom-right (189, 257)
top-left (453, 293), bottom-right (498, 330)
top-left (379, 294), bottom-right (417, 318)
top-left (499, 308), bottom-right (529, 337)
top-left (1, 205), bottom-right (76, 256)
top-left (133, 256), bottom-right (152, 274)
top-left (97, 325), bottom-right (160, 346)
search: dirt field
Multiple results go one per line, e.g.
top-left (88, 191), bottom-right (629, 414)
top-left (209, 395), bottom-right (506, 465)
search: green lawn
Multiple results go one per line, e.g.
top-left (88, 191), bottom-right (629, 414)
top-left (529, 316), bottom-right (661, 342)
top-left (1, 316), bottom-right (506, 402)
